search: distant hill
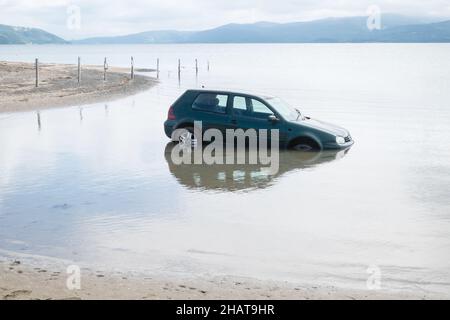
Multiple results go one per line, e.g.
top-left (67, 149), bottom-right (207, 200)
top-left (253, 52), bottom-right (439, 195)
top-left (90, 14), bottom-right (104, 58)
top-left (368, 20), bottom-right (450, 42)
top-left (74, 30), bottom-right (194, 44)
top-left (0, 24), bottom-right (67, 44)
top-left (1, 14), bottom-right (449, 44)
top-left (73, 15), bottom-right (450, 44)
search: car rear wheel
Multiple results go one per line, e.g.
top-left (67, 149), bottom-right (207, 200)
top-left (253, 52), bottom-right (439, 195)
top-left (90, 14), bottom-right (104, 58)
top-left (174, 127), bottom-right (197, 147)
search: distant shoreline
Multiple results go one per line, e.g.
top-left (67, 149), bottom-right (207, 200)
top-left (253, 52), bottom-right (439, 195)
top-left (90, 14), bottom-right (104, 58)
top-left (0, 61), bottom-right (157, 114)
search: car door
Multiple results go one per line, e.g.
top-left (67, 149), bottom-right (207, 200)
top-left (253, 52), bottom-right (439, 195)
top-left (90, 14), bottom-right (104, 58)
top-left (191, 92), bottom-right (231, 134)
top-left (231, 95), bottom-right (287, 144)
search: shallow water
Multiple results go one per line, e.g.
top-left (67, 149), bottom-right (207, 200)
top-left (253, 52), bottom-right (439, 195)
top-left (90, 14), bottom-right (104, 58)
top-left (1, 44), bottom-right (450, 295)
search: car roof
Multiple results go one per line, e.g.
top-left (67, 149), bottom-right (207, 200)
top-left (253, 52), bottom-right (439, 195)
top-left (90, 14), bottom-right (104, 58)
top-left (186, 89), bottom-right (275, 100)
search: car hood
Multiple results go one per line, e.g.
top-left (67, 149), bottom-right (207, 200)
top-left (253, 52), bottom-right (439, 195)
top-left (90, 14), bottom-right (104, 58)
top-left (299, 118), bottom-right (349, 137)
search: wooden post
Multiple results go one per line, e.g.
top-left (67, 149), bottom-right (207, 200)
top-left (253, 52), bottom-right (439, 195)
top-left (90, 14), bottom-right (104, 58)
top-left (35, 58), bottom-right (39, 87)
top-left (104, 58), bottom-right (106, 81)
top-left (156, 58), bottom-right (160, 79)
top-left (77, 56), bottom-right (81, 83)
top-left (178, 59), bottom-right (181, 78)
top-left (195, 59), bottom-right (198, 75)
top-left (131, 56), bottom-right (134, 80)
top-left (103, 57), bottom-right (108, 81)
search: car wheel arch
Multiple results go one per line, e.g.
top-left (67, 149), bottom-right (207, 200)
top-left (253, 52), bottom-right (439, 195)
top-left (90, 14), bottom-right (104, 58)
top-left (288, 135), bottom-right (322, 151)
top-left (175, 121), bottom-right (195, 130)
top-left (170, 121), bottom-right (196, 143)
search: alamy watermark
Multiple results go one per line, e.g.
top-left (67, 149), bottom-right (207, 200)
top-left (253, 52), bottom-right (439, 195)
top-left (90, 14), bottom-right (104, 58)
top-left (67, 5), bottom-right (81, 30)
top-left (171, 121), bottom-right (280, 175)
top-left (367, 5), bottom-right (382, 31)
top-left (366, 265), bottom-right (382, 290)
top-left (66, 265), bottom-right (81, 290)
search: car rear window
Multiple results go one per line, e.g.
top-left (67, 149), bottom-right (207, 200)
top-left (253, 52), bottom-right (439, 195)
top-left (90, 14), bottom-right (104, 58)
top-left (192, 93), bottom-right (228, 114)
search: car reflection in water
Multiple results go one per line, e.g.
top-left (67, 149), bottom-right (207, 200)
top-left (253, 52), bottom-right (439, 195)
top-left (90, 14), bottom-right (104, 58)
top-left (164, 143), bottom-right (351, 192)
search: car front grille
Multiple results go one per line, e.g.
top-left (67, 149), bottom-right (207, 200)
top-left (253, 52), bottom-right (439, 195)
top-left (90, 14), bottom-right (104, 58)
top-left (345, 136), bottom-right (352, 143)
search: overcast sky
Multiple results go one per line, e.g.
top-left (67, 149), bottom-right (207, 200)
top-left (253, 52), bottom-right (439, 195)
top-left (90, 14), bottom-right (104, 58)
top-left (1, 0), bottom-right (450, 39)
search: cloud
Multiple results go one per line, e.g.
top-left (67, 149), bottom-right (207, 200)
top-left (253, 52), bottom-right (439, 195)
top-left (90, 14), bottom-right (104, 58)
top-left (1, 0), bottom-right (449, 39)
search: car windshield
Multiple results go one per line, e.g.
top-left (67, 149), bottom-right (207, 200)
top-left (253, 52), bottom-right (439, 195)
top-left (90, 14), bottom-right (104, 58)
top-left (266, 97), bottom-right (302, 121)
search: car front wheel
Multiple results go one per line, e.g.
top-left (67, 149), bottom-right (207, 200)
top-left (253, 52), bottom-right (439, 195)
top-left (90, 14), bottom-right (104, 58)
top-left (289, 137), bottom-right (320, 151)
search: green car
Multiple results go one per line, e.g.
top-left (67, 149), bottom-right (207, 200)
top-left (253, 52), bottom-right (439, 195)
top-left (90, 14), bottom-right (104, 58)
top-left (164, 90), bottom-right (354, 150)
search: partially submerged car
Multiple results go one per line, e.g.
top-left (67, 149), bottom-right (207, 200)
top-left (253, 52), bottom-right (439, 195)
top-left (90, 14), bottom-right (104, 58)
top-left (164, 90), bottom-right (354, 150)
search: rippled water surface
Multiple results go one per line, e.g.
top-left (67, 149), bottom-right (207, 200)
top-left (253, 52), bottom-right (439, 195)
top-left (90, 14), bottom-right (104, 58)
top-left (1, 44), bottom-right (450, 295)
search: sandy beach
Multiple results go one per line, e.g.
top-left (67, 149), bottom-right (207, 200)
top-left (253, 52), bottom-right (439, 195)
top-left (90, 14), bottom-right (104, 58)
top-left (0, 61), bottom-right (157, 114)
top-left (0, 256), bottom-right (439, 300)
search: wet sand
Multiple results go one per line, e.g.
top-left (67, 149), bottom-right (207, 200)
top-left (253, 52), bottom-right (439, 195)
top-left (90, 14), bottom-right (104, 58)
top-left (0, 257), bottom-right (436, 300)
top-left (0, 61), bottom-right (157, 114)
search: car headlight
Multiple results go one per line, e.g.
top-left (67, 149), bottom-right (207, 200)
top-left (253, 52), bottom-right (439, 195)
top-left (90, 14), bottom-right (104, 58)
top-left (336, 136), bottom-right (346, 145)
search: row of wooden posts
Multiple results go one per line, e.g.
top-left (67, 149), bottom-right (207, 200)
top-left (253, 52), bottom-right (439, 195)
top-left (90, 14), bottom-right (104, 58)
top-left (33, 57), bottom-right (210, 87)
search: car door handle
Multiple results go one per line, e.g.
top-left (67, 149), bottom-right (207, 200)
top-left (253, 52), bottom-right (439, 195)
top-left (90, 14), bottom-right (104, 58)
top-left (231, 119), bottom-right (237, 125)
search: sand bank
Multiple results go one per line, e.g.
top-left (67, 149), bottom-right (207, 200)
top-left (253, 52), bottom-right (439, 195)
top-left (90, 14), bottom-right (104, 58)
top-left (0, 257), bottom-right (436, 300)
top-left (0, 61), bottom-right (157, 114)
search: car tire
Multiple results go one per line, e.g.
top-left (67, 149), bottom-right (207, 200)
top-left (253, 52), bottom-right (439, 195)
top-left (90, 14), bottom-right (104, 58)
top-left (289, 137), bottom-right (320, 151)
top-left (174, 127), bottom-right (196, 146)
top-left (291, 143), bottom-right (315, 151)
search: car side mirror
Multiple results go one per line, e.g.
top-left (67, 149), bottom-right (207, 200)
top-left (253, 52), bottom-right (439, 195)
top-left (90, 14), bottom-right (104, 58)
top-left (268, 115), bottom-right (280, 122)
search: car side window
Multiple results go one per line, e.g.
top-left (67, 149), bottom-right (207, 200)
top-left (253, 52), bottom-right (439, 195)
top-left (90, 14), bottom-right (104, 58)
top-left (251, 99), bottom-right (274, 117)
top-left (232, 96), bottom-right (249, 115)
top-left (192, 93), bottom-right (228, 114)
